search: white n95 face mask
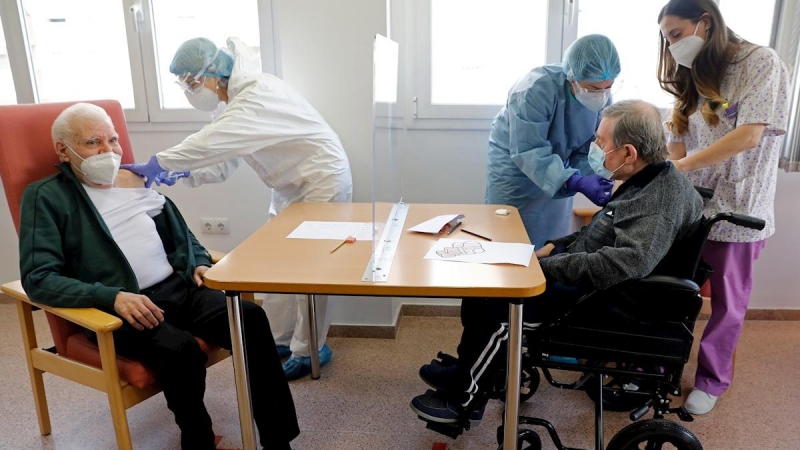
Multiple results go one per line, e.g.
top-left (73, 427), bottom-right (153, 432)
top-left (186, 84), bottom-right (221, 111)
top-left (668, 22), bottom-right (704, 68)
top-left (67, 144), bottom-right (121, 185)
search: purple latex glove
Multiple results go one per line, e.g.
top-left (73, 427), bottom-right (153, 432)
top-left (120, 155), bottom-right (165, 188)
top-left (566, 173), bottom-right (614, 206)
top-left (153, 171), bottom-right (191, 187)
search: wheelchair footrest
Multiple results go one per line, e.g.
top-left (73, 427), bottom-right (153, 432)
top-left (669, 406), bottom-right (695, 422)
top-left (422, 419), bottom-right (467, 439)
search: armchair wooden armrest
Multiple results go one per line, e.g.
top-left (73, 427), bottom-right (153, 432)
top-left (1, 280), bottom-right (123, 333)
top-left (208, 249), bottom-right (227, 264)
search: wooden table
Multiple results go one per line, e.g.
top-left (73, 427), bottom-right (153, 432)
top-left (204, 202), bottom-right (546, 450)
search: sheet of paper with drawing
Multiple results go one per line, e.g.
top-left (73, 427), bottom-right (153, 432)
top-left (407, 214), bottom-right (465, 234)
top-left (424, 238), bottom-right (535, 267)
top-left (286, 221), bottom-right (374, 241)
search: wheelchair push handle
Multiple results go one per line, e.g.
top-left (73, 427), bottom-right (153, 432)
top-left (695, 186), bottom-right (765, 230)
top-left (718, 212), bottom-right (766, 231)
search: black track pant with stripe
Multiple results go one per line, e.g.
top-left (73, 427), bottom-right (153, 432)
top-left (453, 281), bottom-right (587, 406)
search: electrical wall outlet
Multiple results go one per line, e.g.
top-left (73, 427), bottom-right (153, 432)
top-left (201, 218), bottom-right (230, 234)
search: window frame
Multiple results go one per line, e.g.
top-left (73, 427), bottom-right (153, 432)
top-left (408, 0), bottom-right (783, 126)
top-left (411, 0), bottom-right (566, 121)
top-left (0, 0), bottom-right (279, 123)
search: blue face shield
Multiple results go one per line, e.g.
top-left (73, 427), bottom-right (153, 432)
top-left (588, 142), bottom-right (625, 178)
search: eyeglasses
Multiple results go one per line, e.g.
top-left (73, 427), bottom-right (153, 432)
top-left (175, 74), bottom-right (203, 93)
top-left (573, 79), bottom-right (625, 96)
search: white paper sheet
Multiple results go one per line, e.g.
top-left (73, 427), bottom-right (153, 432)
top-left (286, 221), bottom-right (375, 241)
top-left (424, 238), bottom-right (535, 267)
top-left (408, 214), bottom-right (465, 234)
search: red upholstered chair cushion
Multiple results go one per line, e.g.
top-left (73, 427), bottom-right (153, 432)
top-left (65, 333), bottom-right (221, 389)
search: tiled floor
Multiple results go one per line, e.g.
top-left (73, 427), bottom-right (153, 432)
top-left (1, 304), bottom-right (798, 449)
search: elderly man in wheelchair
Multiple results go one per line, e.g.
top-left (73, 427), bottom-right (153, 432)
top-left (410, 99), bottom-right (765, 450)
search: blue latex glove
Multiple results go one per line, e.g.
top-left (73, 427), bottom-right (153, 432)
top-left (120, 155), bottom-right (165, 188)
top-left (153, 171), bottom-right (191, 187)
top-left (566, 173), bottom-right (614, 206)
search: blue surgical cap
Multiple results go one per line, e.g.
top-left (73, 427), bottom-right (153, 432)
top-left (563, 34), bottom-right (620, 82)
top-left (169, 38), bottom-right (234, 79)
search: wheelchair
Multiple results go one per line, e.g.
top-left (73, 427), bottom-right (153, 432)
top-left (416, 187), bottom-right (765, 450)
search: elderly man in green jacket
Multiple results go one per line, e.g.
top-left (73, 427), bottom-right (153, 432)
top-left (19, 103), bottom-right (298, 450)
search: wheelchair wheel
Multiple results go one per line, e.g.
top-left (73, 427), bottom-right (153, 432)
top-left (585, 373), bottom-right (648, 412)
top-left (496, 427), bottom-right (542, 450)
top-left (607, 419), bottom-right (703, 450)
top-left (499, 366), bottom-right (540, 404)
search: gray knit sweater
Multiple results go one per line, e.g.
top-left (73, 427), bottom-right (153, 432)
top-left (539, 162), bottom-right (703, 291)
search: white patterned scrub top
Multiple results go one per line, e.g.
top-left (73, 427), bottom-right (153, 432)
top-left (667, 43), bottom-right (790, 242)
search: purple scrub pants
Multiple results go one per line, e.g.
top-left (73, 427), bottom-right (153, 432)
top-left (695, 239), bottom-right (766, 396)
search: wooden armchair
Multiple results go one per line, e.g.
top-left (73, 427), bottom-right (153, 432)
top-left (0, 101), bottom-right (247, 449)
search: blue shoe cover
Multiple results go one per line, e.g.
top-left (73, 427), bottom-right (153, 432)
top-left (283, 344), bottom-right (333, 380)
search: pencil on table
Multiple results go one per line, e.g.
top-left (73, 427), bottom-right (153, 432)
top-left (331, 236), bottom-right (357, 253)
top-left (460, 228), bottom-right (492, 241)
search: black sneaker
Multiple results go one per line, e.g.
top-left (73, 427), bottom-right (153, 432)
top-left (419, 361), bottom-right (458, 390)
top-left (410, 389), bottom-right (487, 424)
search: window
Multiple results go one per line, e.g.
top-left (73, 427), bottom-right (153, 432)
top-left (150, 0), bottom-right (261, 110)
top-left (718, 0), bottom-right (777, 46)
top-left (1, 0), bottom-right (277, 123)
top-left (412, 0), bottom-right (781, 120)
top-left (576, 0), bottom-right (779, 108)
top-left (20, 0), bottom-right (136, 108)
top-left (415, 0), bottom-right (563, 119)
top-left (576, 0), bottom-right (674, 108)
top-left (430, 0), bottom-right (549, 106)
top-left (0, 17), bottom-right (17, 105)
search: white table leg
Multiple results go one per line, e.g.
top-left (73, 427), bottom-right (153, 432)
top-left (307, 294), bottom-right (321, 379)
top-left (226, 292), bottom-right (257, 450)
top-left (503, 300), bottom-right (524, 450)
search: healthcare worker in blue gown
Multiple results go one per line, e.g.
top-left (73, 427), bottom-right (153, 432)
top-left (486, 34), bottom-right (621, 248)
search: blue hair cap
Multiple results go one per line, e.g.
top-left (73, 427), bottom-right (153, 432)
top-left (169, 37), bottom-right (233, 78)
top-left (563, 34), bottom-right (620, 82)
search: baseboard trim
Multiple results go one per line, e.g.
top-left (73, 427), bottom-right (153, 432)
top-left (399, 302), bottom-right (800, 322)
top-left (743, 309), bottom-right (800, 320)
top-left (327, 303), bottom-right (800, 333)
top-left (327, 307), bottom-right (404, 339)
top-left (401, 304), bottom-right (460, 317)
top-left (328, 324), bottom-right (399, 339)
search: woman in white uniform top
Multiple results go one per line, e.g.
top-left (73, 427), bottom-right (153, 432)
top-left (123, 36), bottom-right (352, 380)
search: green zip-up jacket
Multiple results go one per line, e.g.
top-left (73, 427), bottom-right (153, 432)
top-left (19, 163), bottom-right (213, 312)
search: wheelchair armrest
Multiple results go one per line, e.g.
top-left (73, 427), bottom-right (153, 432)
top-left (623, 275), bottom-right (699, 293)
top-left (602, 275), bottom-right (702, 323)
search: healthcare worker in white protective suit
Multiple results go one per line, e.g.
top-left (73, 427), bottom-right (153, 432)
top-left (122, 37), bottom-right (353, 380)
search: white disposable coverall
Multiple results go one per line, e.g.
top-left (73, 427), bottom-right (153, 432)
top-left (156, 37), bottom-right (353, 358)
